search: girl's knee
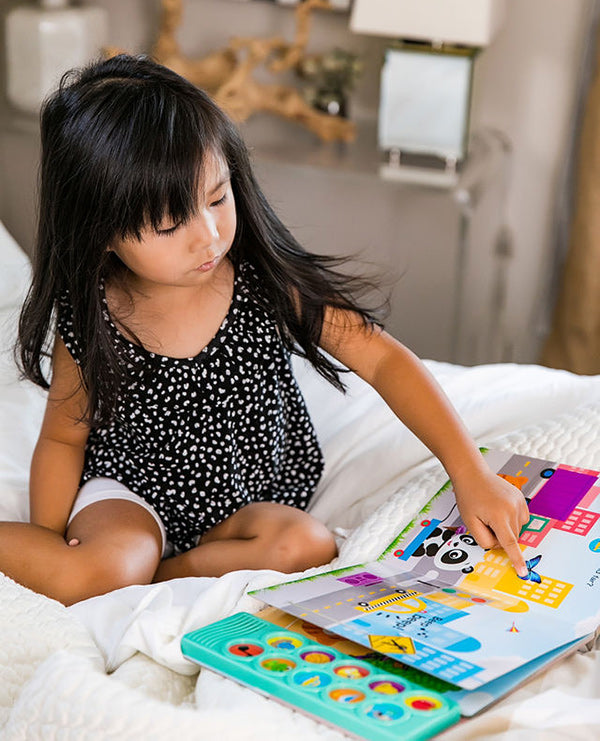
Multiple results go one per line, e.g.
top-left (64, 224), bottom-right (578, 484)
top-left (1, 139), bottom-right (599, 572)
top-left (267, 515), bottom-right (337, 573)
top-left (56, 534), bottom-right (160, 605)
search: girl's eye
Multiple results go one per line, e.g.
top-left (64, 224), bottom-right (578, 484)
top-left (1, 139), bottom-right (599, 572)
top-left (156, 222), bottom-right (181, 236)
top-left (211, 192), bottom-right (228, 207)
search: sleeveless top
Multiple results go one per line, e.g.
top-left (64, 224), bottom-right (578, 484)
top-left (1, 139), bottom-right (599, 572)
top-left (57, 261), bottom-right (324, 554)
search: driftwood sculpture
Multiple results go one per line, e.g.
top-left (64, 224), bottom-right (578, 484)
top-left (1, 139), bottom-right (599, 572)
top-left (107, 0), bottom-right (355, 143)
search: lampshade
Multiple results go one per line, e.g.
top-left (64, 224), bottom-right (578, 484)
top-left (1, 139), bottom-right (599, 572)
top-left (350, 0), bottom-right (506, 48)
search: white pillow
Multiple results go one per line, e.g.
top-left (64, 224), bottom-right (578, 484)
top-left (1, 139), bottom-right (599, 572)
top-left (0, 222), bottom-right (42, 522)
top-left (0, 221), bottom-right (31, 310)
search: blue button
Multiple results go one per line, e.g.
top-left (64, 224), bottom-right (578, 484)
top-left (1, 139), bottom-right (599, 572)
top-left (293, 671), bottom-right (332, 690)
top-left (365, 702), bottom-right (405, 722)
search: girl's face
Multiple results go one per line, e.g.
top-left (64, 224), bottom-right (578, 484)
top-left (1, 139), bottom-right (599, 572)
top-left (109, 154), bottom-right (237, 290)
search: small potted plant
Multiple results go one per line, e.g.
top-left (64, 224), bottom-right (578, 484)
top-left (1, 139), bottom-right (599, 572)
top-left (297, 47), bottom-right (363, 118)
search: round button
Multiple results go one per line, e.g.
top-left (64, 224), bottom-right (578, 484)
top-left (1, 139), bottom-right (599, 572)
top-left (405, 695), bottom-right (443, 711)
top-left (333, 664), bottom-right (370, 680)
top-left (228, 643), bottom-right (264, 658)
top-left (292, 670), bottom-right (332, 690)
top-left (267, 635), bottom-right (303, 650)
top-left (300, 649), bottom-right (335, 664)
top-left (260, 657), bottom-right (296, 673)
top-left (369, 680), bottom-right (405, 695)
top-left (328, 688), bottom-right (366, 704)
top-left (365, 702), bottom-right (405, 722)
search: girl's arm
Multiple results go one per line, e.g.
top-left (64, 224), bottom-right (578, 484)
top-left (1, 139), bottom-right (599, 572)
top-left (29, 335), bottom-right (90, 534)
top-left (319, 309), bottom-right (529, 577)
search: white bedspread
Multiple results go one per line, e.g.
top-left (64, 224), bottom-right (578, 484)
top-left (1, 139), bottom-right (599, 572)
top-left (1, 222), bottom-right (599, 740)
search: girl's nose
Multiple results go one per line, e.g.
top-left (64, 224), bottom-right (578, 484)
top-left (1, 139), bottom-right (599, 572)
top-left (189, 209), bottom-right (218, 248)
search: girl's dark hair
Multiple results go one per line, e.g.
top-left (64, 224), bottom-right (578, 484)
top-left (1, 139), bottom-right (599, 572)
top-left (17, 54), bottom-right (385, 425)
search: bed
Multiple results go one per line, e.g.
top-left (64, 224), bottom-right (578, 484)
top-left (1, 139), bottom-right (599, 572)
top-left (1, 220), bottom-right (599, 740)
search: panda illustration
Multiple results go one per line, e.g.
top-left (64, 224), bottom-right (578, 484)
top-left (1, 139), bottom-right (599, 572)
top-left (412, 527), bottom-right (484, 578)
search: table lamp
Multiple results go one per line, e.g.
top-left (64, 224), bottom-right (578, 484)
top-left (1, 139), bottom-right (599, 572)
top-left (350, 0), bottom-right (506, 185)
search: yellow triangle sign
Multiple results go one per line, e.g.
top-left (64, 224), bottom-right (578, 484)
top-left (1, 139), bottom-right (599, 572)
top-left (368, 634), bottom-right (416, 655)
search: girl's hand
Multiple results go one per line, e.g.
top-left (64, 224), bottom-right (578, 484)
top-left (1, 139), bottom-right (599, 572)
top-left (452, 467), bottom-right (530, 578)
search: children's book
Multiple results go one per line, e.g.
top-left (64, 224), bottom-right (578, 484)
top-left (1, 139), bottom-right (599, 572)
top-left (251, 450), bottom-right (600, 707)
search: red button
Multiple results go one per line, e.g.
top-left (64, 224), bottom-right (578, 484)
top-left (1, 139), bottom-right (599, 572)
top-left (229, 643), bottom-right (263, 657)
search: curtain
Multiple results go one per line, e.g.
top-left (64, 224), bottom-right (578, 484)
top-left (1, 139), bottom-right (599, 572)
top-left (541, 8), bottom-right (600, 374)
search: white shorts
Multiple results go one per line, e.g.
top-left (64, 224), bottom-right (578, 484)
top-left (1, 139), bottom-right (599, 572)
top-left (67, 477), bottom-right (171, 558)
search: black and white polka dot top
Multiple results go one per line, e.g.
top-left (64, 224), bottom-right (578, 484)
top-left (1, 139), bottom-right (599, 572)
top-left (57, 261), bottom-right (324, 554)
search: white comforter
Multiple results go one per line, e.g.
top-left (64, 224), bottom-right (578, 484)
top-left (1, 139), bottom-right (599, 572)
top-left (1, 223), bottom-right (599, 740)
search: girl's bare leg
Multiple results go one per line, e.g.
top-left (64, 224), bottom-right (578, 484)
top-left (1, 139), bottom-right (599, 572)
top-left (153, 502), bottom-right (337, 582)
top-left (0, 499), bottom-right (162, 606)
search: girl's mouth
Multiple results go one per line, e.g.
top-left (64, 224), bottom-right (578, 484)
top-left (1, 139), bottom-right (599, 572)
top-left (196, 255), bottom-right (220, 272)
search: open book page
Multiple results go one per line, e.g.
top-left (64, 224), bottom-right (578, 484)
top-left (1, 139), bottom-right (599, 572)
top-left (251, 450), bottom-right (600, 690)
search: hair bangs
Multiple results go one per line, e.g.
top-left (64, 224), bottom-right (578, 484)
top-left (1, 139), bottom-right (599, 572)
top-left (76, 77), bottom-right (224, 245)
top-left (119, 97), bottom-right (204, 241)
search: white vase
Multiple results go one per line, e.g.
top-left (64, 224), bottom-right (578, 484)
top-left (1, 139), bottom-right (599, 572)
top-left (5, 0), bottom-right (108, 115)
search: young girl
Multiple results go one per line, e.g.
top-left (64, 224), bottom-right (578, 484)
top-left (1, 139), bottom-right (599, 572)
top-left (4, 55), bottom-right (528, 606)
